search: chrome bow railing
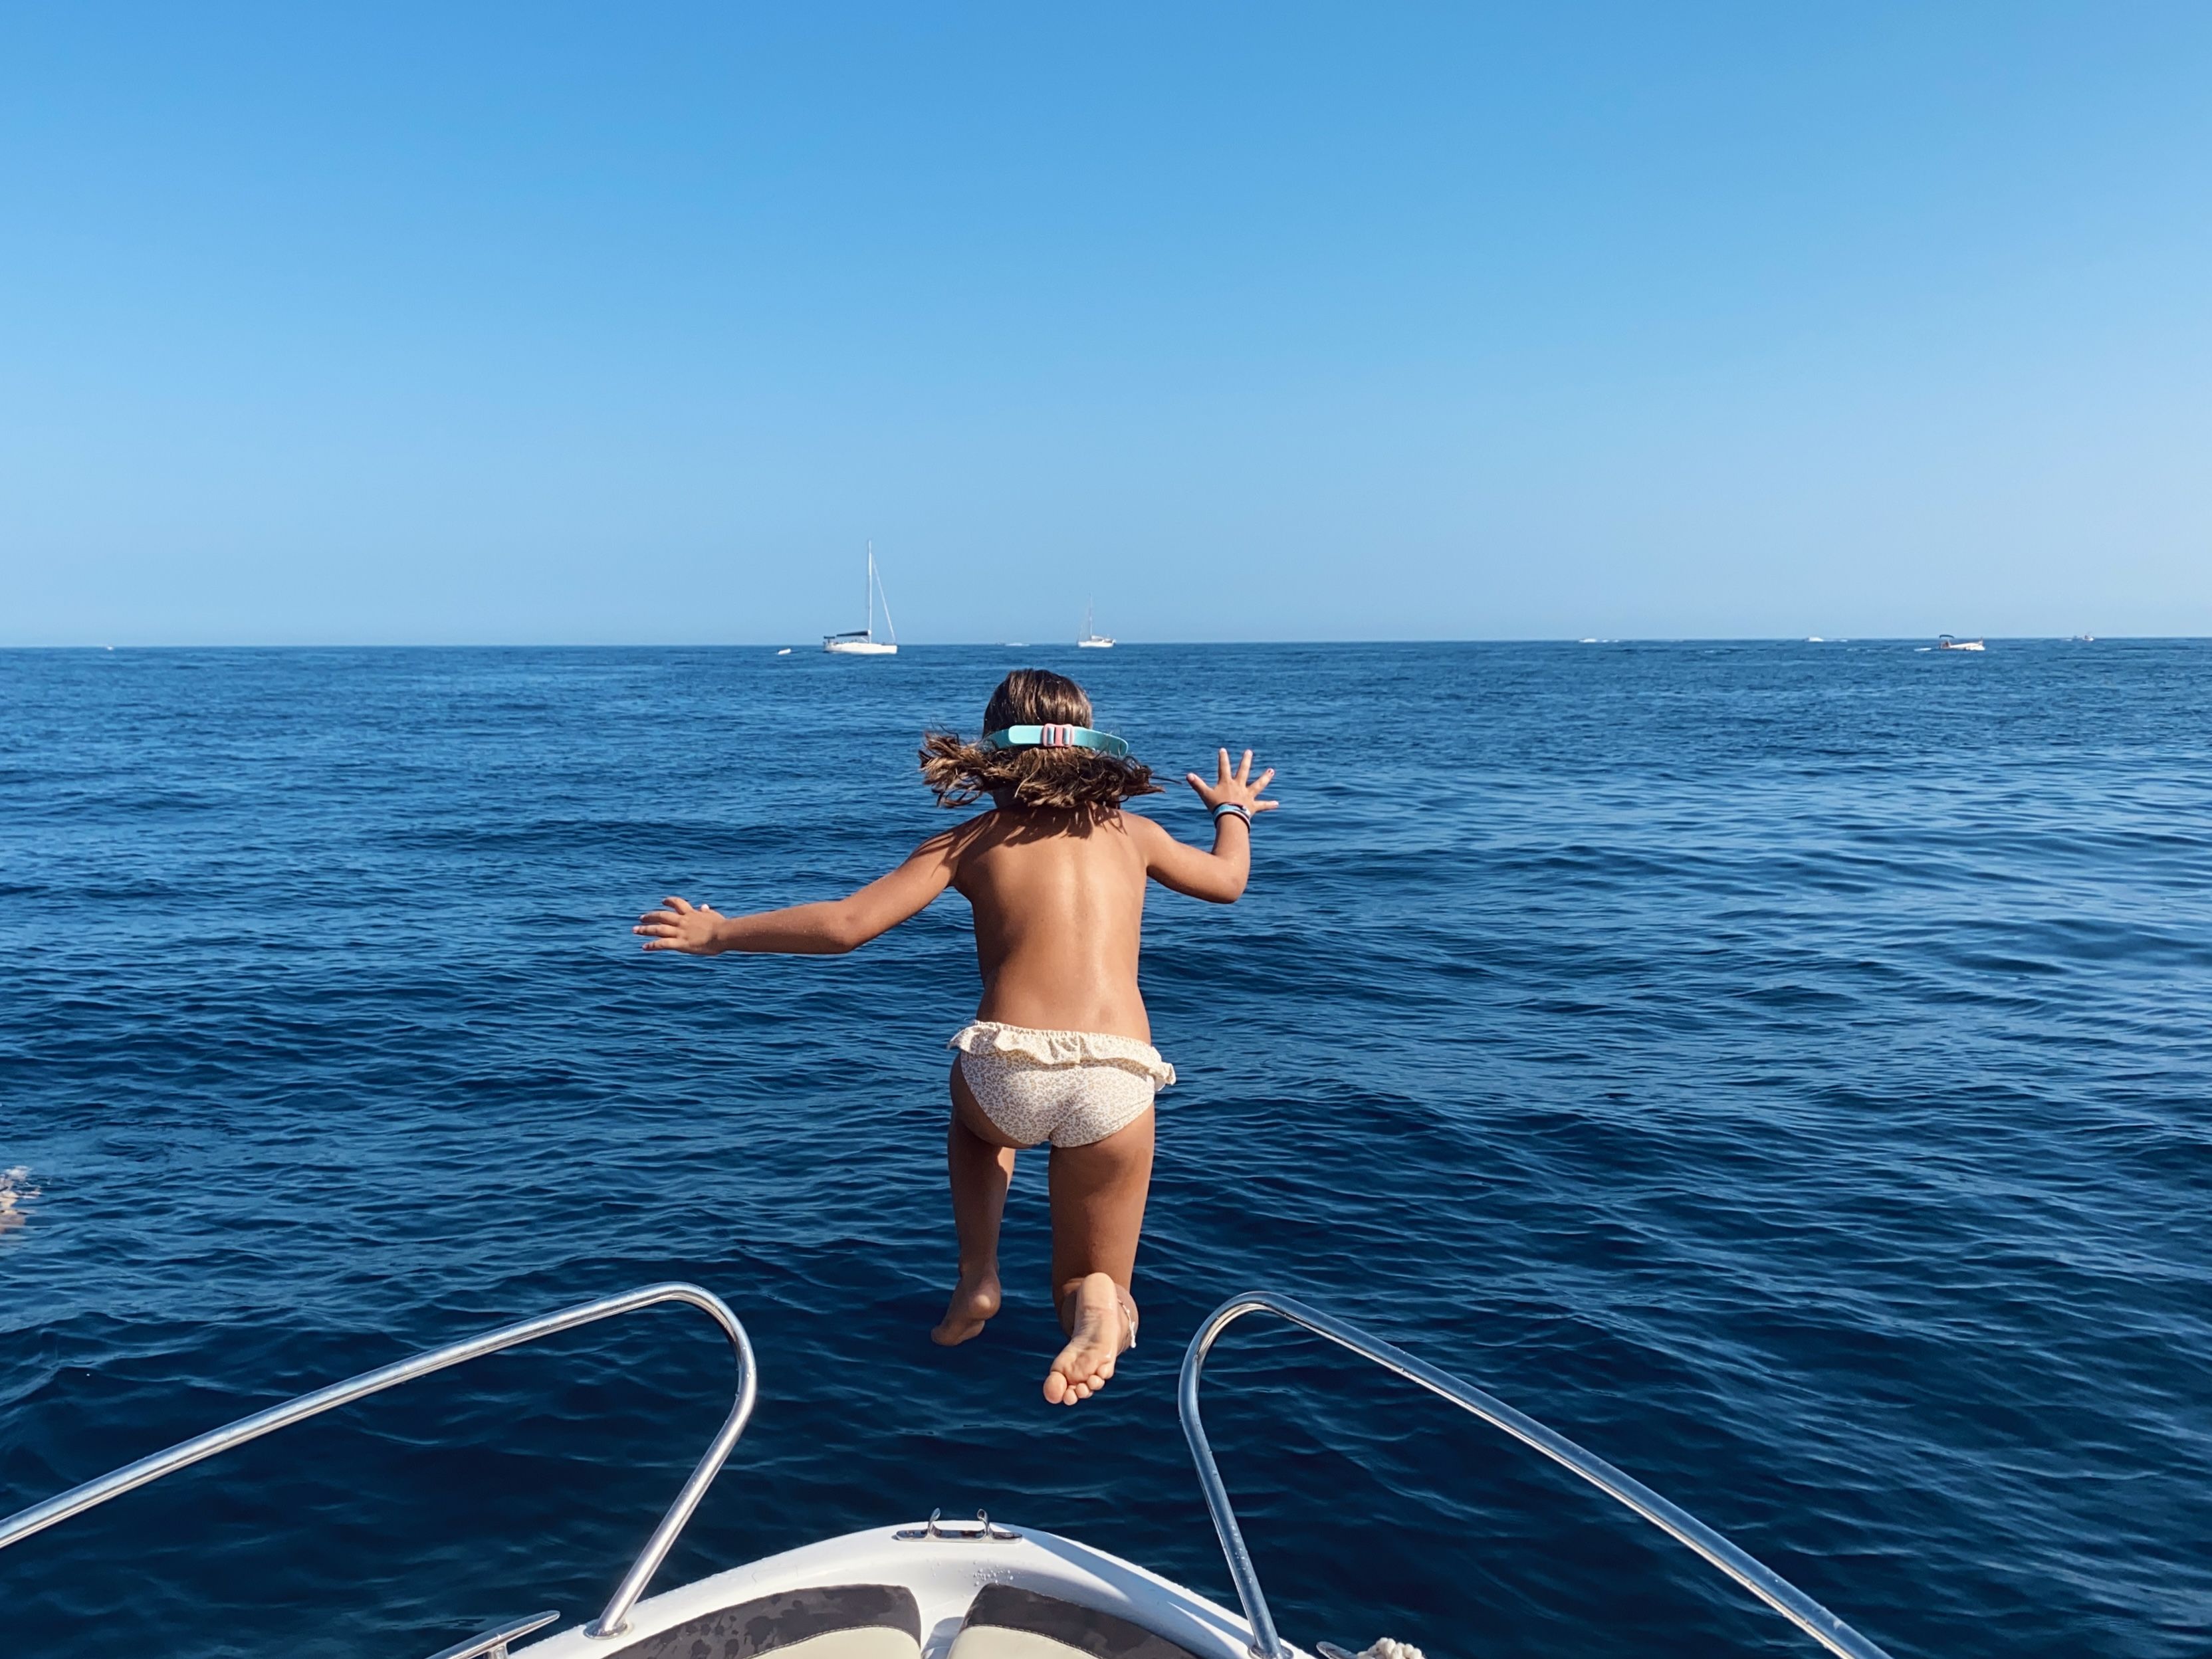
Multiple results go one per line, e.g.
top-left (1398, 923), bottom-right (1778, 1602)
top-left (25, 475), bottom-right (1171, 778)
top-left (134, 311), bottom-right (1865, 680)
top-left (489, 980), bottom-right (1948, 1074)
top-left (1179, 1291), bottom-right (1894, 1659)
top-left (0, 1281), bottom-right (757, 1644)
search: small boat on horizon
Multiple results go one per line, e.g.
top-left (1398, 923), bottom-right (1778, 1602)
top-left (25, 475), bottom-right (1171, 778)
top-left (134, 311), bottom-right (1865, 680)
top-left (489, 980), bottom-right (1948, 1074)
top-left (1077, 599), bottom-right (1114, 649)
top-left (824, 543), bottom-right (898, 656)
top-left (1936, 635), bottom-right (1986, 652)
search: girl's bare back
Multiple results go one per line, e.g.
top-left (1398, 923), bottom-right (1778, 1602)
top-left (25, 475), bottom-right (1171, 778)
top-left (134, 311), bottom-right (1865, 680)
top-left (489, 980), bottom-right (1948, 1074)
top-left (955, 808), bottom-right (1152, 1042)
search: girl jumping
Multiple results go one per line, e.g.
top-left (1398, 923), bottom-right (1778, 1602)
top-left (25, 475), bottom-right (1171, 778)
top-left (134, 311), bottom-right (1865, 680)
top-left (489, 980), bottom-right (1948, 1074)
top-left (634, 668), bottom-right (1275, 1405)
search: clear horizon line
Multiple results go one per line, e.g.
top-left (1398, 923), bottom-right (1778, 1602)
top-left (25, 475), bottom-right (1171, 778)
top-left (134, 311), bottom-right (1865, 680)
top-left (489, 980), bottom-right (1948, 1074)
top-left (0, 633), bottom-right (2182, 651)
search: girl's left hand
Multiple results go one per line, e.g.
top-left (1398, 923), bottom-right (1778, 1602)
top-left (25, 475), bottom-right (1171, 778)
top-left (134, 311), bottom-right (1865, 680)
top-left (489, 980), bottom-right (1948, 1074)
top-left (634, 895), bottom-right (726, 954)
top-left (1185, 748), bottom-right (1279, 815)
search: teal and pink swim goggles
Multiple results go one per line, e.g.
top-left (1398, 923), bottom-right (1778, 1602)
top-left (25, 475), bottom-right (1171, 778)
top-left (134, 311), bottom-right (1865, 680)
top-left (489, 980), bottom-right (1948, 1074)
top-left (980, 723), bottom-right (1131, 758)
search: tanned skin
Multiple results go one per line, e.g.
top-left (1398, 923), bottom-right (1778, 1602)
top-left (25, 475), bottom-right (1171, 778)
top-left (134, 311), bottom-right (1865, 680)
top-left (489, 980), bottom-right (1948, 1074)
top-left (635, 748), bottom-right (1277, 1404)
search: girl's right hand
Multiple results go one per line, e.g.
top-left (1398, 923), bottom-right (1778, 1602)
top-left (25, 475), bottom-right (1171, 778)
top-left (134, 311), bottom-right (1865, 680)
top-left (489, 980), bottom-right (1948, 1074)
top-left (1185, 748), bottom-right (1279, 816)
top-left (634, 895), bottom-right (727, 954)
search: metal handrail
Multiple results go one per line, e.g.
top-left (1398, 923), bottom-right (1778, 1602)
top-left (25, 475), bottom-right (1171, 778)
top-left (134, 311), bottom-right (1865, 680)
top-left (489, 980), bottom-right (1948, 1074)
top-left (1179, 1291), bottom-right (1894, 1659)
top-left (0, 1281), bottom-right (757, 1643)
top-left (426, 1610), bottom-right (562, 1659)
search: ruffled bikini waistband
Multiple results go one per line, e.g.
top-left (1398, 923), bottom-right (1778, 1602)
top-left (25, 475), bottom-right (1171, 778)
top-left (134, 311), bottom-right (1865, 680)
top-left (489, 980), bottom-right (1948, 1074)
top-left (948, 1020), bottom-right (1176, 1089)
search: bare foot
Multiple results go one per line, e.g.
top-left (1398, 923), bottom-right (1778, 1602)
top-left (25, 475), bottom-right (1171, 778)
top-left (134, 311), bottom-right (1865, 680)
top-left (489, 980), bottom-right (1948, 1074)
top-left (931, 1270), bottom-right (1002, 1346)
top-left (1043, 1272), bottom-right (1135, 1404)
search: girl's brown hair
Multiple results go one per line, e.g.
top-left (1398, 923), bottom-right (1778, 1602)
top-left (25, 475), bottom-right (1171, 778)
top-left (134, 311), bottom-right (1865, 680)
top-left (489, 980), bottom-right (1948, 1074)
top-left (920, 668), bottom-right (1159, 809)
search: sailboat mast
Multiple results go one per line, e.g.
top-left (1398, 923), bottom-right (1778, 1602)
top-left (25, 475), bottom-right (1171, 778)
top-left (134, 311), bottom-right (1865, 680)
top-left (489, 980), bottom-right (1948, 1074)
top-left (866, 540), bottom-right (875, 639)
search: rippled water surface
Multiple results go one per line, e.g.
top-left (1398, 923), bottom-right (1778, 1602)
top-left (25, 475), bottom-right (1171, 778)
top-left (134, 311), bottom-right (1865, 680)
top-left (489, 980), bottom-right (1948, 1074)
top-left (3, 642), bottom-right (2209, 1659)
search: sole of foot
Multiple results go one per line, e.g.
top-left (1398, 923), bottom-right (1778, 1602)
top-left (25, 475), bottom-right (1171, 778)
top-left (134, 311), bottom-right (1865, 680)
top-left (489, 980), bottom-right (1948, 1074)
top-left (1043, 1272), bottom-right (1134, 1405)
top-left (931, 1272), bottom-right (1002, 1346)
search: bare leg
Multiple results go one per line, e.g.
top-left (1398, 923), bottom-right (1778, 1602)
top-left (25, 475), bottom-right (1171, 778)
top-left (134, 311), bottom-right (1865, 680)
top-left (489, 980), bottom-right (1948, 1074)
top-left (933, 1060), bottom-right (1018, 1346)
top-left (1042, 1106), bottom-right (1154, 1404)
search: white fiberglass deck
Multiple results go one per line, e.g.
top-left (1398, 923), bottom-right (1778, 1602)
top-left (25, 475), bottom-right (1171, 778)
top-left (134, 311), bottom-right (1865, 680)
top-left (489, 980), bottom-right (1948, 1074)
top-left (520, 1522), bottom-right (1279, 1659)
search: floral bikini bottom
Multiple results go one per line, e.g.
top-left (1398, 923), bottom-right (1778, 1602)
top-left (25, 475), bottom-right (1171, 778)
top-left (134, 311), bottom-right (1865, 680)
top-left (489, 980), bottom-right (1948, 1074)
top-left (948, 1020), bottom-right (1176, 1149)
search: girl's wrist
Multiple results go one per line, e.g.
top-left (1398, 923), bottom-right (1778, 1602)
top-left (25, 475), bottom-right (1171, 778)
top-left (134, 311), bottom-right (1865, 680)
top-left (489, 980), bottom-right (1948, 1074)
top-left (1211, 800), bottom-right (1252, 826)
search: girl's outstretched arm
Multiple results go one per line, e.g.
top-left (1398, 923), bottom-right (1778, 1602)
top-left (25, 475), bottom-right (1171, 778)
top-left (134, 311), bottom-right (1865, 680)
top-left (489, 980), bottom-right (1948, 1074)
top-left (1136, 747), bottom-right (1278, 904)
top-left (635, 830), bottom-right (960, 956)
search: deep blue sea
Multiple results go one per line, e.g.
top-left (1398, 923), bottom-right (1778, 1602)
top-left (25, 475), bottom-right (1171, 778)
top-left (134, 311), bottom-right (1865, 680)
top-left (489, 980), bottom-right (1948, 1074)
top-left (3, 642), bottom-right (2209, 1659)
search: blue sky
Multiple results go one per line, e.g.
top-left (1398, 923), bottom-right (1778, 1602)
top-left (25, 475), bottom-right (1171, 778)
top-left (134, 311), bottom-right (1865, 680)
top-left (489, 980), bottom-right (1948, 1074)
top-left (4, 4), bottom-right (2209, 644)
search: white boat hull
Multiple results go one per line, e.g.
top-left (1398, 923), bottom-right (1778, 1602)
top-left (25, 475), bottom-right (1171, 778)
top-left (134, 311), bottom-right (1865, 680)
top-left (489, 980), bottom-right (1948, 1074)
top-left (825, 640), bottom-right (898, 655)
top-left (518, 1523), bottom-right (1285, 1659)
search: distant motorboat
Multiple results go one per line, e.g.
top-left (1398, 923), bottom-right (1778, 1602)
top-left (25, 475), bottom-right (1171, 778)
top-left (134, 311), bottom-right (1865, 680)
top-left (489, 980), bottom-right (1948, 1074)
top-left (2072, 633), bottom-right (2096, 643)
top-left (776, 648), bottom-right (792, 655)
top-left (1077, 598), bottom-right (1114, 649)
top-left (1936, 635), bottom-right (1985, 651)
top-left (1806, 636), bottom-right (1825, 643)
top-left (824, 542), bottom-right (898, 655)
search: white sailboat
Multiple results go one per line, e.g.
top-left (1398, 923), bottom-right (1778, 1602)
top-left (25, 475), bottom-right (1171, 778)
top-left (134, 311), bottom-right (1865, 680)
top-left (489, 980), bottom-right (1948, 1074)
top-left (1077, 598), bottom-right (1114, 649)
top-left (825, 544), bottom-right (898, 655)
